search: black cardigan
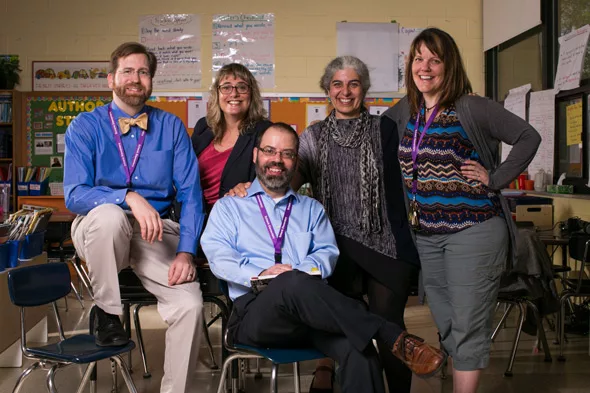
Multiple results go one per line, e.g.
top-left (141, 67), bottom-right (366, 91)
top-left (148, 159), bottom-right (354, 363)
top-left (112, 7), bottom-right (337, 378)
top-left (192, 118), bottom-right (273, 198)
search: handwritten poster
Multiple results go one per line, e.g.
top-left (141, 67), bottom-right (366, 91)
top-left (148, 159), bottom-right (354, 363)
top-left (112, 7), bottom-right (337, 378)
top-left (398, 27), bottom-right (424, 90)
top-left (337, 22), bottom-right (399, 92)
top-left (212, 14), bottom-right (275, 89)
top-left (554, 24), bottom-right (590, 91)
top-left (528, 89), bottom-right (556, 179)
top-left (566, 101), bottom-right (583, 145)
top-left (501, 83), bottom-right (531, 162)
top-left (139, 14), bottom-right (201, 90)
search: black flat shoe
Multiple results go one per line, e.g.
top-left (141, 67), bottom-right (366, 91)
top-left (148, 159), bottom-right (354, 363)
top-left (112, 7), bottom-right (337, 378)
top-left (90, 305), bottom-right (129, 347)
top-left (309, 365), bottom-right (334, 393)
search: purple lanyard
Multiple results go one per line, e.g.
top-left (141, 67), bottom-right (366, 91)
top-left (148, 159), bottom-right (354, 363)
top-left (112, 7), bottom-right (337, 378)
top-left (411, 105), bottom-right (439, 194)
top-left (255, 194), bottom-right (294, 264)
top-left (108, 105), bottom-right (147, 187)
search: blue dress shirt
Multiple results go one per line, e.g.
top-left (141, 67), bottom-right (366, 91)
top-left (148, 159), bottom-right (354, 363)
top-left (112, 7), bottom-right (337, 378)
top-left (64, 102), bottom-right (205, 254)
top-left (201, 179), bottom-right (339, 301)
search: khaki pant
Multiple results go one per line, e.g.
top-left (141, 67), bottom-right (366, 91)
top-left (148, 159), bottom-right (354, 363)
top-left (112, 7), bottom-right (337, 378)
top-left (72, 203), bottom-right (203, 393)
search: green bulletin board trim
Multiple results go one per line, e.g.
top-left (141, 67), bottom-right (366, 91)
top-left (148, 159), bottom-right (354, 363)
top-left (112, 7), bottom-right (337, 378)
top-left (26, 94), bottom-right (112, 182)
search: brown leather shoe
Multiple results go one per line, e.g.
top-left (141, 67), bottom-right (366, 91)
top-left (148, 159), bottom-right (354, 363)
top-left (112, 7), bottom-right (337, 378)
top-left (391, 331), bottom-right (447, 378)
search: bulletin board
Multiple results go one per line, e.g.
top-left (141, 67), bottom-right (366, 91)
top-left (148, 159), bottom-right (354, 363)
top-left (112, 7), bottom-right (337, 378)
top-left (267, 97), bottom-right (400, 133)
top-left (21, 91), bottom-right (400, 188)
top-left (21, 92), bottom-right (197, 184)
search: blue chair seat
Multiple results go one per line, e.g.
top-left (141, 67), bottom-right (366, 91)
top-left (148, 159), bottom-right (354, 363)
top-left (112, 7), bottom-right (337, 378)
top-left (27, 334), bottom-right (136, 363)
top-left (233, 344), bottom-right (324, 364)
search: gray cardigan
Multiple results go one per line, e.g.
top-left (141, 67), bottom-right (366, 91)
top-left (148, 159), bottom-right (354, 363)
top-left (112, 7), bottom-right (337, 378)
top-left (383, 95), bottom-right (542, 272)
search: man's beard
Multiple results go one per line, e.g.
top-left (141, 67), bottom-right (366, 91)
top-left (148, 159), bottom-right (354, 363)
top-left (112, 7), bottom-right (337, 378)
top-left (256, 160), bottom-right (294, 192)
top-left (113, 82), bottom-right (151, 107)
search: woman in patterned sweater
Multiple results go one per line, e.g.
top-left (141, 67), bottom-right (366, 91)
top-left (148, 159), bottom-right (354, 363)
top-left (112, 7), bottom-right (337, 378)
top-left (384, 28), bottom-right (541, 393)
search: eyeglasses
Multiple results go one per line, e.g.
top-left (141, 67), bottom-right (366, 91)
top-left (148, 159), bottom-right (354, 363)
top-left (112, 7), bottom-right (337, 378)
top-left (218, 83), bottom-right (250, 95)
top-left (258, 147), bottom-right (297, 160)
top-left (117, 68), bottom-right (151, 78)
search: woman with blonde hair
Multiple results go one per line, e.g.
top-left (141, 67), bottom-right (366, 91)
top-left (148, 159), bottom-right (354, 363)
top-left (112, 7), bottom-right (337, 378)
top-left (192, 63), bottom-right (271, 211)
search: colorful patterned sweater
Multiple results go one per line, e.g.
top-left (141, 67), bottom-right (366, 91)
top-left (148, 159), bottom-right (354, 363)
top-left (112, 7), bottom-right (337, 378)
top-left (398, 105), bottom-right (502, 234)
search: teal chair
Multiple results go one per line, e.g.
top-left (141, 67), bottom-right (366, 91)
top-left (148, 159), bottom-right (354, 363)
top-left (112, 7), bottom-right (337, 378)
top-left (7, 262), bottom-right (138, 393)
top-left (216, 280), bottom-right (325, 393)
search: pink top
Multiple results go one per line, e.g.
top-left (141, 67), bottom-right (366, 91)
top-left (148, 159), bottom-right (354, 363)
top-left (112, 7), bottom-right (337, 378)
top-left (198, 142), bottom-right (233, 209)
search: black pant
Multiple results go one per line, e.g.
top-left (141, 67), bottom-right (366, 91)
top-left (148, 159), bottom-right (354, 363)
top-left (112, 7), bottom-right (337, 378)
top-left (230, 270), bottom-right (401, 393)
top-left (332, 236), bottom-right (418, 393)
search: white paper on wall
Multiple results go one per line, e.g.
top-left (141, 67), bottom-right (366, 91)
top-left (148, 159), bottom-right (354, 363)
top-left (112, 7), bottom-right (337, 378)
top-left (527, 89), bottom-right (556, 180)
top-left (337, 22), bottom-right (399, 92)
top-left (139, 14), bottom-right (201, 90)
top-left (501, 83), bottom-right (531, 162)
top-left (212, 14), bottom-right (275, 89)
top-left (555, 24), bottom-right (590, 91)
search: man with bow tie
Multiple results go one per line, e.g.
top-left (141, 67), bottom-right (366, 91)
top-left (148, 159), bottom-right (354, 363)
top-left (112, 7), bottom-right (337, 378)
top-left (64, 42), bottom-right (205, 393)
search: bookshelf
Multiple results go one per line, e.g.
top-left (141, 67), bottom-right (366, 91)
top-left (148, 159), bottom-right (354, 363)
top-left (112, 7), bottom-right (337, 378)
top-left (0, 90), bottom-right (21, 215)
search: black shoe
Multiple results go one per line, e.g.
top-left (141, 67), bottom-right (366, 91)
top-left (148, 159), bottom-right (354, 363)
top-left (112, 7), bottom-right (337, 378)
top-left (89, 305), bottom-right (129, 347)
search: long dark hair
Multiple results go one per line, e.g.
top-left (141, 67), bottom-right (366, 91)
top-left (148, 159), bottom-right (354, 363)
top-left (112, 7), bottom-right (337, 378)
top-left (405, 27), bottom-right (472, 115)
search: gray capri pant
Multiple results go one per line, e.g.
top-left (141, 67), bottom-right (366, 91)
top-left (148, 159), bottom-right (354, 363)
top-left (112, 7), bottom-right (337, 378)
top-left (416, 216), bottom-right (508, 371)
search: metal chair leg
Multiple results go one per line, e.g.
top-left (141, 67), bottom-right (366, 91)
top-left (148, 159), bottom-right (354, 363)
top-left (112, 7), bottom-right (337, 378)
top-left (123, 304), bottom-right (132, 371)
top-left (492, 303), bottom-right (514, 342)
top-left (525, 300), bottom-right (552, 362)
top-left (12, 361), bottom-right (41, 393)
top-left (133, 304), bottom-right (151, 378)
top-left (202, 311), bottom-right (219, 369)
top-left (293, 362), bottom-right (301, 393)
top-left (46, 364), bottom-right (59, 393)
top-left (270, 363), bottom-right (279, 393)
top-left (504, 301), bottom-right (526, 377)
top-left (111, 359), bottom-right (118, 393)
top-left (70, 256), bottom-right (94, 299)
top-left (70, 281), bottom-right (85, 309)
top-left (559, 292), bottom-right (573, 361)
top-left (216, 353), bottom-right (261, 393)
top-left (75, 363), bottom-right (97, 393)
top-left (112, 355), bottom-right (139, 393)
top-left (255, 358), bottom-right (262, 379)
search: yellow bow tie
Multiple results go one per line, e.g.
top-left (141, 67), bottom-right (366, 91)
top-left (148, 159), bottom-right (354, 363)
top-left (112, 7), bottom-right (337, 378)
top-left (118, 112), bottom-right (148, 134)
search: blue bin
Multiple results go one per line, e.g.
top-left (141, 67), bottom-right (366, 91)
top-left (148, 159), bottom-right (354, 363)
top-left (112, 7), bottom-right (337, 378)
top-left (28, 181), bottom-right (48, 196)
top-left (0, 240), bottom-right (19, 268)
top-left (0, 232), bottom-right (45, 269)
top-left (17, 182), bottom-right (29, 196)
top-left (19, 231), bottom-right (45, 259)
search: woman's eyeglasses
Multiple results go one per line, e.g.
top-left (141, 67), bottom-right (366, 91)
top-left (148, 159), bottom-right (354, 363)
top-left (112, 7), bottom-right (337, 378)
top-left (218, 83), bottom-right (250, 95)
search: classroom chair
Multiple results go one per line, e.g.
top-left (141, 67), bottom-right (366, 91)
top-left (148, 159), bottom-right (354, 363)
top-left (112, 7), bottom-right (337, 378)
top-left (6, 262), bottom-right (138, 393)
top-left (215, 280), bottom-right (325, 393)
top-left (558, 232), bottom-right (590, 361)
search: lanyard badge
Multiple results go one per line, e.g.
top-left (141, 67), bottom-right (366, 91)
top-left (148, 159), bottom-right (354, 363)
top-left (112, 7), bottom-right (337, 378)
top-left (409, 104), bottom-right (439, 230)
top-left (255, 194), bottom-right (294, 264)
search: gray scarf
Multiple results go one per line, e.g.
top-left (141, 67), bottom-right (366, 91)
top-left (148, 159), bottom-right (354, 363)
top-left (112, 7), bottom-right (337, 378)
top-left (317, 109), bottom-right (382, 233)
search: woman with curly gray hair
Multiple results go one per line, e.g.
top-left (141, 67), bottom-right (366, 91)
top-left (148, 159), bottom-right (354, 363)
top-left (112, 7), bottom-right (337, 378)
top-left (297, 56), bottom-right (421, 393)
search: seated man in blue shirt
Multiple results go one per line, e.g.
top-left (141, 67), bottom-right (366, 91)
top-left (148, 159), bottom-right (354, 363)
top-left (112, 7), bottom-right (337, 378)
top-left (201, 123), bottom-right (446, 393)
top-left (64, 42), bottom-right (205, 393)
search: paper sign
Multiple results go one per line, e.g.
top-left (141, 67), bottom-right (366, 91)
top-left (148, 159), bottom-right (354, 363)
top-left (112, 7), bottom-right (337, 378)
top-left (555, 24), bottom-right (590, 91)
top-left (369, 106), bottom-right (389, 116)
top-left (501, 84), bottom-right (531, 162)
top-left (527, 89), bottom-right (556, 179)
top-left (306, 104), bottom-right (327, 127)
top-left (566, 101), bottom-right (583, 146)
top-left (187, 98), bottom-right (208, 129)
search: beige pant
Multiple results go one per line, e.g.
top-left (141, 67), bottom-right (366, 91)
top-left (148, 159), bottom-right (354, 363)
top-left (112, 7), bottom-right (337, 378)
top-left (71, 203), bottom-right (203, 393)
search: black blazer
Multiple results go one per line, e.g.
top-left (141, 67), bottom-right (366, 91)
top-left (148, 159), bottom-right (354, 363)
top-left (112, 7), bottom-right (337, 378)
top-left (192, 117), bottom-right (273, 198)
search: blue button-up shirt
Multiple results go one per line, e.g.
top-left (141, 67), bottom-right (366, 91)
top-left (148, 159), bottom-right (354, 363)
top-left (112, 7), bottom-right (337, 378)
top-left (201, 179), bottom-right (339, 300)
top-left (64, 102), bottom-right (205, 254)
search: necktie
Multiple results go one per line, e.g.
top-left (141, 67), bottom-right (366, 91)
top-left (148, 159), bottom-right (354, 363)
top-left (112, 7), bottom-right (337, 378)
top-left (118, 112), bottom-right (148, 134)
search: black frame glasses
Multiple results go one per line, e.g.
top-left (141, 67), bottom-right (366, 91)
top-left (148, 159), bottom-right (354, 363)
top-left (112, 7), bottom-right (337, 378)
top-left (218, 83), bottom-right (250, 95)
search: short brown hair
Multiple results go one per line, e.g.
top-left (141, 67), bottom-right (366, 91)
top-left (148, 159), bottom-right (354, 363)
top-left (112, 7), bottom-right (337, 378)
top-left (109, 42), bottom-right (158, 77)
top-left (207, 63), bottom-right (267, 142)
top-left (405, 28), bottom-right (472, 114)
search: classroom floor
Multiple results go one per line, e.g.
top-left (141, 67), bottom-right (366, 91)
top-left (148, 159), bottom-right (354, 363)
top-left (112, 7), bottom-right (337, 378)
top-left (1, 294), bottom-right (590, 393)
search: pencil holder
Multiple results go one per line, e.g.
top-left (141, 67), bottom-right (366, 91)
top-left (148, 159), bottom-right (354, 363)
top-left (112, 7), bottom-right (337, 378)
top-left (17, 181), bottom-right (29, 196)
top-left (28, 180), bottom-right (48, 196)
